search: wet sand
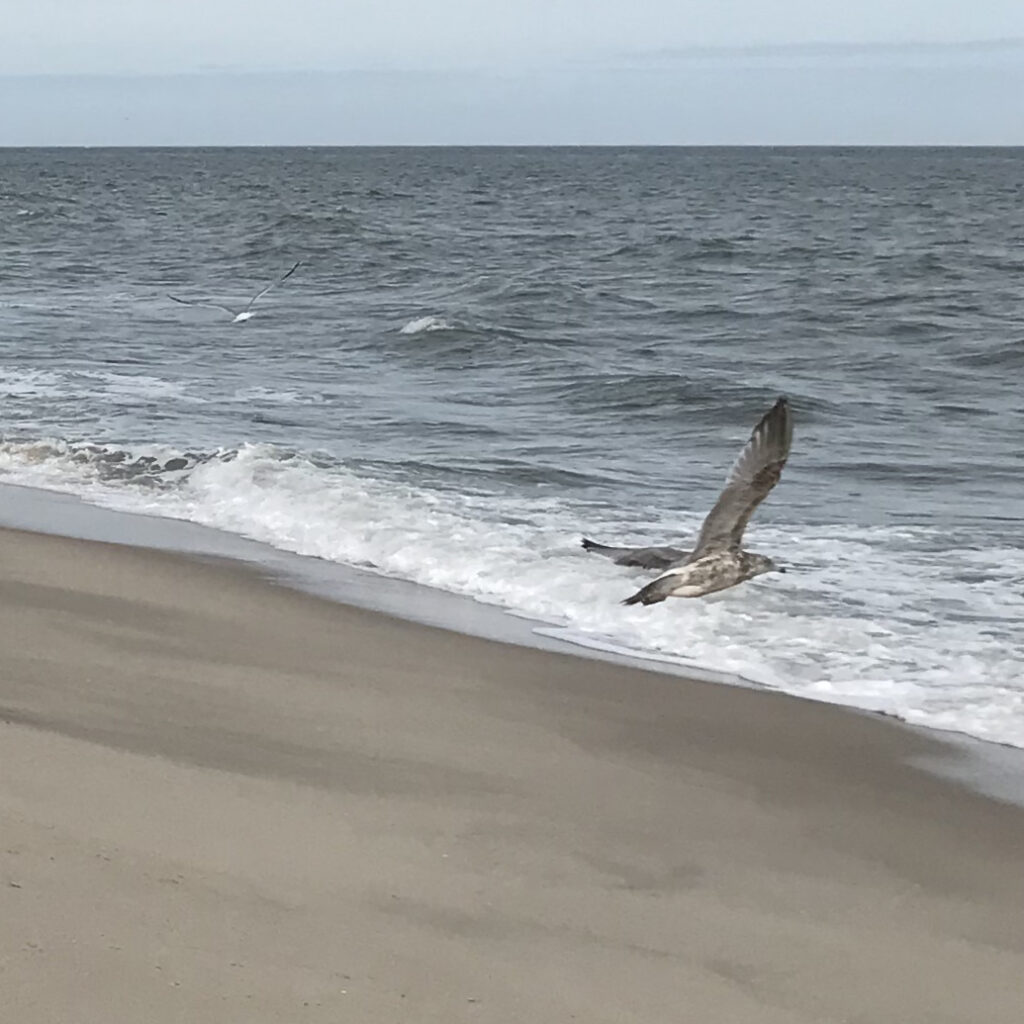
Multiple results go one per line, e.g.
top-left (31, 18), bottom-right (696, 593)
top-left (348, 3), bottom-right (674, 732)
top-left (2, 526), bottom-right (1023, 1023)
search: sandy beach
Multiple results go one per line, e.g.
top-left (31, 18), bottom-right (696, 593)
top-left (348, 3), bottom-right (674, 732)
top-left (1, 525), bottom-right (1023, 1023)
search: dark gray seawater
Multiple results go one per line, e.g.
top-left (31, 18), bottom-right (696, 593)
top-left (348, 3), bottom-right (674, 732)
top-left (2, 147), bottom-right (1023, 744)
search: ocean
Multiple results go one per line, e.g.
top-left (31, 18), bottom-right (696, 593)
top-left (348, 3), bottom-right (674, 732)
top-left (1, 146), bottom-right (1022, 746)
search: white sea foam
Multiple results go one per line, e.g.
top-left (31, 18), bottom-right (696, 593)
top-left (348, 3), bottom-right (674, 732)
top-left (399, 315), bottom-right (454, 335)
top-left (1, 439), bottom-right (1022, 748)
top-left (0, 365), bottom-right (203, 405)
top-left (0, 366), bottom-right (68, 398)
top-left (83, 371), bottom-right (201, 404)
top-left (232, 385), bottom-right (325, 406)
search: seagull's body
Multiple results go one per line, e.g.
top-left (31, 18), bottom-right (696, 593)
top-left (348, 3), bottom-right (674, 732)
top-left (168, 261), bottom-right (301, 323)
top-left (624, 549), bottom-right (778, 604)
top-left (623, 397), bottom-right (792, 605)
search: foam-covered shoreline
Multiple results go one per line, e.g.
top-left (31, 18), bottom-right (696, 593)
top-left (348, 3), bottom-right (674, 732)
top-left (2, 419), bottom-right (1024, 749)
top-left (2, 434), bottom-right (1023, 748)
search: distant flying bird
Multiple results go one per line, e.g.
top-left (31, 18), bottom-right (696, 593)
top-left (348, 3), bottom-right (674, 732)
top-left (168, 261), bottom-right (302, 323)
top-left (622, 397), bottom-right (793, 605)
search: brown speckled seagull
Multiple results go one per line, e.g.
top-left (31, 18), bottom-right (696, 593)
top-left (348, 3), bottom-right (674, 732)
top-left (623, 397), bottom-right (792, 605)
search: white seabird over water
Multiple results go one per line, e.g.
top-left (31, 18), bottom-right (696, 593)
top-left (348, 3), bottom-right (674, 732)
top-left (168, 261), bottom-right (302, 323)
top-left (623, 397), bottom-right (793, 605)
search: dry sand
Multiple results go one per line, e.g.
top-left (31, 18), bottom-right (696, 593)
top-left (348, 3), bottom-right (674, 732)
top-left (1, 525), bottom-right (1023, 1023)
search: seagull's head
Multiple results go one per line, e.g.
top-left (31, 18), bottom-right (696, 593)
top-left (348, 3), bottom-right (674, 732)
top-left (746, 553), bottom-right (785, 578)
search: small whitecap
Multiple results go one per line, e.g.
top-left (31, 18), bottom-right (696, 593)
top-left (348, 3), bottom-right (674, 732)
top-left (399, 315), bottom-right (453, 335)
top-left (232, 385), bottom-right (324, 406)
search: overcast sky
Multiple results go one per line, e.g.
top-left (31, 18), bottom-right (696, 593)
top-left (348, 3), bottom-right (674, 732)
top-left (4, 0), bottom-right (1024, 144)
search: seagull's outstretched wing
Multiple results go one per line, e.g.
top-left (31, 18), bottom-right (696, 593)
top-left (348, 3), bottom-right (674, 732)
top-left (244, 260), bottom-right (302, 312)
top-left (689, 397), bottom-right (792, 559)
top-left (167, 294), bottom-right (240, 317)
top-left (581, 538), bottom-right (688, 571)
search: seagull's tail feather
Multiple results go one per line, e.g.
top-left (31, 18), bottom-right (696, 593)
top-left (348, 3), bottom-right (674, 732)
top-left (622, 575), bottom-right (676, 607)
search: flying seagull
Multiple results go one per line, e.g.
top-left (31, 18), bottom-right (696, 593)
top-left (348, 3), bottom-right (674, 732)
top-left (168, 261), bottom-right (302, 323)
top-left (623, 397), bottom-right (792, 605)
